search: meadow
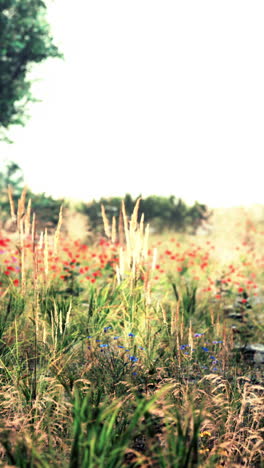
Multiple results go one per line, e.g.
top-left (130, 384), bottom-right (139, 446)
top-left (0, 192), bottom-right (263, 467)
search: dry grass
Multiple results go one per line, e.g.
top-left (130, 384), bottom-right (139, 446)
top-left (0, 194), bottom-right (263, 466)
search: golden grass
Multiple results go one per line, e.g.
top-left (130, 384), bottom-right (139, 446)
top-left (0, 193), bottom-right (263, 466)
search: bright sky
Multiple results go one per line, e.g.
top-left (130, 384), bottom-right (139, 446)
top-left (1, 0), bottom-right (264, 208)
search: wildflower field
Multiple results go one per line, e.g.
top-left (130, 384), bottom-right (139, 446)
top-left (0, 193), bottom-right (263, 467)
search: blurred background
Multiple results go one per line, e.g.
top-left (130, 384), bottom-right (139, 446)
top-left (1, 0), bottom-right (264, 234)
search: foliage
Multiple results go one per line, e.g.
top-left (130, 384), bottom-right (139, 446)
top-left (80, 194), bottom-right (211, 235)
top-left (0, 160), bottom-right (24, 194)
top-left (0, 161), bottom-right (210, 234)
top-left (28, 191), bottom-right (66, 231)
top-left (0, 0), bottom-right (63, 140)
top-left (0, 160), bottom-right (65, 229)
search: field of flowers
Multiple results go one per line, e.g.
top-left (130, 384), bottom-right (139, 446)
top-left (0, 194), bottom-right (263, 467)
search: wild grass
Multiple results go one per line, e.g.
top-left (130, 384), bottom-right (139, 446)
top-left (0, 192), bottom-right (263, 466)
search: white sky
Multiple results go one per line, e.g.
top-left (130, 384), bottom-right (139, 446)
top-left (1, 0), bottom-right (264, 208)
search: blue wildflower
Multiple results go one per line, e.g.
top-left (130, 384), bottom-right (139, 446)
top-left (209, 356), bottom-right (216, 360)
top-left (87, 336), bottom-right (93, 339)
top-left (129, 356), bottom-right (138, 362)
top-left (96, 339), bottom-right (101, 342)
top-left (194, 333), bottom-right (204, 338)
top-left (128, 333), bottom-right (136, 337)
top-left (132, 372), bottom-right (137, 375)
top-left (201, 347), bottom-right (209, 352)
top-left (118, 345), bottom-right (125, 348)
top-left (113, 336), bottom-right (120, 340)
top-left (100, 344), bottom-right (109, 348)
top-left (138, 346), bottom-right (145, 350)
top-left (180, 345), bottom-right (186, 350)
top-left (104, 326), bottom-right (112, 332)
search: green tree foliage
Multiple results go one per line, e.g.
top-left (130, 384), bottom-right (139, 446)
top-left (0, 160), bottom-right (64, 230)
top-left (29, 191), bottom-right (65, 231)
top-left (80, 195), bottom-right (211, 235)
top-left (0, 159), bottom-right (24, 217)
top-left (0, 0), bottom-right (63, 140)
top-left (0, 159), bottom-right (24, 194)
top-left (0, 161), bottom-right (211, 235)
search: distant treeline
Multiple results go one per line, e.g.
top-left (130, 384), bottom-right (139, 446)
top-left (0, 161), bottom-right (65, 232)
top-left (0, 162), bottom-right (211, 235)
top-left (80, 194), bottom-right (211, 234)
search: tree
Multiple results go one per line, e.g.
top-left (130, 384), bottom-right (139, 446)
top-left (80, 195), bottom-right (211, 236)
top-left (0, 160), bottom-right (65, 231)
top-left (0, 0), bottom-right (63, 141)
top-left (0, 159), bottom-right (24, 193)
top-left (0, 159), bottom-right (24, 221)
